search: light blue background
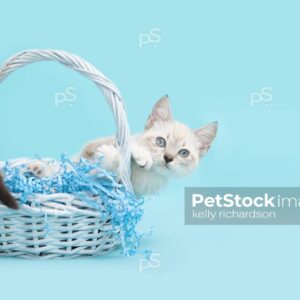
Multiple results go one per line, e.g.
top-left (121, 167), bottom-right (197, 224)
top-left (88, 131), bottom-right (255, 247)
top-left (0, 0), bottom-right (299, 299)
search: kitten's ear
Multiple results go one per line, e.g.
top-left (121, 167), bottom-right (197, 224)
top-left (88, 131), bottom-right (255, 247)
top-left (145, 95), bottom-right (172, 129)
top-left (194, 122), bottom-right (218, 156)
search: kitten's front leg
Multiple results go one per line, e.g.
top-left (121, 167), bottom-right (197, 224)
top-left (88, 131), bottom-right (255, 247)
top-left (131, 142), bottom-right (153, 170)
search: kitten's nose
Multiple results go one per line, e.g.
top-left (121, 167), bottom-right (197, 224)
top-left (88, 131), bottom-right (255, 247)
top-left (164, 154), bottom-right (173, 163)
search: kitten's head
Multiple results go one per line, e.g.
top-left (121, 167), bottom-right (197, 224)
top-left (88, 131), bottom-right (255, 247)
top-left (139, 95), bottom-right (218, 177)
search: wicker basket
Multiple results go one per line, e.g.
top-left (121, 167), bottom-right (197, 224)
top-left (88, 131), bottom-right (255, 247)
top-left (0, 49), bottom-right (135, 258)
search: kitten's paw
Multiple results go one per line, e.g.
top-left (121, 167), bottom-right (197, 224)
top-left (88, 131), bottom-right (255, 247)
top-left (132, 147), bottom-right (153, 170)
top-left (26, 161), bottom-right (46, 178)
top-left (26, 160), bottom-right (60, 178)
top-left (95, 145), bottom-right (123, 178)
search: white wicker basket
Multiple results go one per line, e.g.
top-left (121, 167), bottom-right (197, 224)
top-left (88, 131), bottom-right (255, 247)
top-left (0, 49), bottom-right (134, 258)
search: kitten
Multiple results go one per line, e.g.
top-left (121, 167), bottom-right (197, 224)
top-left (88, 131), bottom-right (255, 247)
top-left (80, 95), bottom-right (218, 196)
top-left (0, 96), bottom-right (218, 209)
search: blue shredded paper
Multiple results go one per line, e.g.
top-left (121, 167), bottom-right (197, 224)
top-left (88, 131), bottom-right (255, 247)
top-left (1, 154), bottom-right (145, 256)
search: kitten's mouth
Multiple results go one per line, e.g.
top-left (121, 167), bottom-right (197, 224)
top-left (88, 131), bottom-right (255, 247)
top-left (153, 162), bottom-right (175, 176)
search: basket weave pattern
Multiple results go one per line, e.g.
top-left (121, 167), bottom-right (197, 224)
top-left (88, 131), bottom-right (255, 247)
top-left (0, 50), bottom-right (133, 258)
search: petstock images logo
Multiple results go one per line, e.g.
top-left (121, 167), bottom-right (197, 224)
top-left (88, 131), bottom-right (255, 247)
top-left (185, 188), bottom-right (300, 225)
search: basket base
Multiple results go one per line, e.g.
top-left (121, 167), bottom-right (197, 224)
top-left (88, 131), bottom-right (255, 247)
top-left (0, 202), bottom-right (120, 258)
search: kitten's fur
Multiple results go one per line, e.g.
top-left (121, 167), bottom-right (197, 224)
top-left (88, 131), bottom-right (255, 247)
top-left (0, 96), bottom-right (217, 208)
top-left (80, 95), bottom-right (218, 195)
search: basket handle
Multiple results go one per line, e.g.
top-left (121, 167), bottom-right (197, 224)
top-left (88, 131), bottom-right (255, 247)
top-left (0, 49), bottom-right (133, 192)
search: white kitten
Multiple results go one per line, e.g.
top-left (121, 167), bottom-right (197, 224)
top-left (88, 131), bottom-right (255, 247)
top-left (80, 95), bottom-right (218, 196)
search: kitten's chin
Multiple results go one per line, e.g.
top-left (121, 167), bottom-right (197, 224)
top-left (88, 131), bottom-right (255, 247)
top-left (152, 164), bottom-right (172, 177)
top-left (153, 164), bottom-right (190, 178)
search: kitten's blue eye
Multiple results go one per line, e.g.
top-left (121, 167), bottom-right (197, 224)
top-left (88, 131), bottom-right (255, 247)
top-left (178, 149), bottom-right (190, 158)
top-left (156, 137), bottom-right (166, 147)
